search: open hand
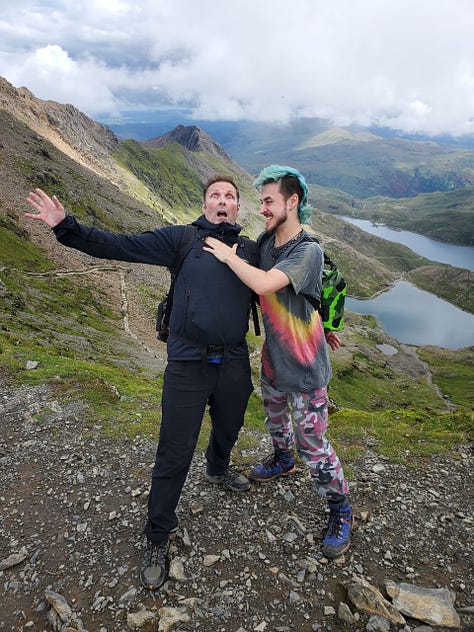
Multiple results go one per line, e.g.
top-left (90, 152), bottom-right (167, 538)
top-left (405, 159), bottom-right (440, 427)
top-left (325, 330), bottom-right (341, 350)
top-left (25, 188), bottom-right (66, 228)
top-left (203, 236), bottom-right (238, 263)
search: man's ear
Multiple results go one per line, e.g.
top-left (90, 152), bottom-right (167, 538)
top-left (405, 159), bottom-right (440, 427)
top-left (288, 194), bottom-right (299, 212)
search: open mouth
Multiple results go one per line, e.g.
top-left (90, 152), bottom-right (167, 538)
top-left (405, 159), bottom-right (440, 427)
top-left (217, 210), bottom-right (228, 218)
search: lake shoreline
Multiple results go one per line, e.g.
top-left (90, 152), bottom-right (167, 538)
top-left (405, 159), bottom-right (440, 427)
top-left (340, 216), bottom-right (474, 271)
top-left (340, 219), bottom-right (474, 349)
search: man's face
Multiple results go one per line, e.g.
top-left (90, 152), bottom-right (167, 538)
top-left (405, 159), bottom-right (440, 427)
top-left (202, 181), bottom-right (240, 224)
top-left (259, 182), bottom-right (293, 232)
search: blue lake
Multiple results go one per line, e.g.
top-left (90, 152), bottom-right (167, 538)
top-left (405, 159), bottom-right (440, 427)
top-left (341, 217), bottom-right (474, 271)
top-left (340, 217), bottom-right (474, 348)
top-left (346, 281), bottom-right (474, 349)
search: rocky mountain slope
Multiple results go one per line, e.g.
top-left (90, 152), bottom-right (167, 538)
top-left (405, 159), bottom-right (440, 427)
top-left (0, 76), bottom-right (120, 183)
top-left (1, 356), bottom-right (473, 632)
top-left (142, 123), bottom-right (232, 159)
top-left (0, 76), bottom-right (472, 631)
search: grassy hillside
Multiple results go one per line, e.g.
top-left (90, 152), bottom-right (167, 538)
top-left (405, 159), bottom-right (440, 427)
top-left (114, 139), bottom-right (263, 234)
top-left (114, 140), bottom-right (204, 223)
top-left (354, 186), bottom-right (474, 246)
top-left (0, 102), bottom-right (472, 471)
top-left (209, 119), bottom-right (474, 198)
top-left (306, 182), bottom-right (474, 247)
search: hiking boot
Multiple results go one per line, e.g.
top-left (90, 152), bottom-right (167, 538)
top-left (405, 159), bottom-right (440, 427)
top-left (322, 499), bottom-right (353, 558)
top-left (140, 539), bottom-right (169, 590)
top-left (206, 467), bottom-right (250, 491)
top-left (248, 448), bottom-right (296, 482)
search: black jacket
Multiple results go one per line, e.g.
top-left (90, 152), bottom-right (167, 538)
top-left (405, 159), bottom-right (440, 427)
top-left (53, 214), bottom-right (258, 360)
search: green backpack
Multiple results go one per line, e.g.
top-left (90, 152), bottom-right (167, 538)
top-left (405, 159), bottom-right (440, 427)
top-left (315, 253), bottom-right (346, 331)
top-left (258, 232), bottom-right (346, 332)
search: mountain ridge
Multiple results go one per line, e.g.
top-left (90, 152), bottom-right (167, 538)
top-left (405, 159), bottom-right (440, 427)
top-left (0, 76), bottom-right (119, 182)
top-left (106, 111), bottom-right (474, 245)
top-left (142, 123), bottom-right (231, 158)
top-left (107, 114), bottom-right (474, 196)
top-left (1, 76), bottom-right (472, 305)
top-left (0, 76), bottom-right (472, 632)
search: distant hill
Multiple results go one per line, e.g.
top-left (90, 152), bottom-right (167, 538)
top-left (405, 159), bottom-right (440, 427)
top-left (107, 115), bottom-right (474, 198)
top-left (213, 119), bottom-right (474, 246)
top-left (119, 124), bottom-right (262, 232)
top-left (351, 186), bottom-right (474, 246)
top-left (0, 75), bottom-right (472, 323)
top-left (305, 182), bottom-right (474, 246)
top-left (108, 115), bottom-right (474, 246)
top-left (0, 76), bottom-right (472, 459)
top-left (203, 118), bottom-right (474, 198)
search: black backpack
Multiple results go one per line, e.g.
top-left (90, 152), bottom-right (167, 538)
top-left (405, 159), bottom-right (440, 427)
top-left (257, 231), bottom-right (346, 331)
top-left (156, 226), bottom-right (261, 341)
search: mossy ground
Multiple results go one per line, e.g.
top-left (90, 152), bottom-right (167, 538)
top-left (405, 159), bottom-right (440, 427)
top-left (1, 319), bottom-right (471, 477)
top-left (1, 109), bottom-right (471, 483)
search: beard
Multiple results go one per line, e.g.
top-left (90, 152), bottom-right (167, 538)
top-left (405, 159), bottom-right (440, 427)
top-left (266, 211), bottom-right (288, 233)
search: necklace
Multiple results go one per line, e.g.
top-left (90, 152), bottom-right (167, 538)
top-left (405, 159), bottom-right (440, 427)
top-left (270, 229), bottom-right (304, 260)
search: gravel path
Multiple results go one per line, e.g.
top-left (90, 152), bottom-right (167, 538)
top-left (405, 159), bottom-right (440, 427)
top-left (1, 377), bottom-right (473, 631)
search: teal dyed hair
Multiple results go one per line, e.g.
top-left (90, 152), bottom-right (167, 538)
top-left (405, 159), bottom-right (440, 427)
top-left (253, 164), bottom-right (312, 224)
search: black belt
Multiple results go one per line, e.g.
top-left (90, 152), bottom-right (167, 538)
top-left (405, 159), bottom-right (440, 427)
top-left (207, 345), bottom-right (224, 355)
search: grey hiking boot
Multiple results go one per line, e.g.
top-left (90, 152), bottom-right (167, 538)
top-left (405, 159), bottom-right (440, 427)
top-left (140, 538), bottom-right (169, 590)
top-left (206, 467), bottom-right (250, 491)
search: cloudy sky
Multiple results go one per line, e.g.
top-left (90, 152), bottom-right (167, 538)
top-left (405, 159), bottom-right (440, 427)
top-left (1, 0), bottom-right (473, 137)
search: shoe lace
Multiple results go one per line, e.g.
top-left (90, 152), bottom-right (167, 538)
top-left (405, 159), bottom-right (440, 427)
top-left (261, 452), bottom-right (278, 468)
top-left (221, 466), bottom-right (240, 481)
top-left (145, 541), bottom-right (167, 567)
top-left (327, 508), bottom-right (350, 538)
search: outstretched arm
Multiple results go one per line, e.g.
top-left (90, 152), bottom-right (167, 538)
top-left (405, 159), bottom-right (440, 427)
top-left (25, 188), bottom-right (67, 228)
top-left (203, 236), bottom-right (289, 295)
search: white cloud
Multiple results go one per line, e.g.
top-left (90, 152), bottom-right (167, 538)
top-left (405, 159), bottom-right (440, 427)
top-left (4, 44), bottom-right (121, 114)
top-left (0, 0), bottom-right (473, 136)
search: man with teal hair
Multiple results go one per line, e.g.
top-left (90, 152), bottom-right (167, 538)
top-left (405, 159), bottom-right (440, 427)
top-left (204, 165), bottom-right (352, 559)
top-left (253, 164), bottom-right (313, 224)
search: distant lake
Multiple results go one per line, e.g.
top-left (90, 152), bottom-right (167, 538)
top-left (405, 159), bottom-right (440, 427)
top-left (341, 217), bottom-right (474, 271)
top-left (340, 218), bottom-right (474, 348)
top-left (346, 281), bottom-right (474, 349)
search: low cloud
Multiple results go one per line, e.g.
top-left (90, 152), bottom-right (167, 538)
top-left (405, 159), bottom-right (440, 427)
top-left (1, 0), bottom-right (473, 136)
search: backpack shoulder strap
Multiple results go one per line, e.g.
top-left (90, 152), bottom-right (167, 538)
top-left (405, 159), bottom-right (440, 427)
top-left (302, 232), bottom-right (336, 269)
top-left (172, 224), bottom-right (199, 279)
top-left (238, 234), bottom-right (262, 336)
top-left (285, 233), bottom-right (322, 310)
top-left (256, 230), bottom-right (272, 248)
top-left (239, 235), bottom-right (259, 266)
top-left (161, 225), bottom-right (199, 333)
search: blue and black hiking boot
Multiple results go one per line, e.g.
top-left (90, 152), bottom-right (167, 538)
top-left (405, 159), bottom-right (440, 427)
top-left (322, 498), bottom-right (353, 558)
top-left (140, 538), bottom-right (169, 590)
top-left (248, 448), bottom-right (296, 482)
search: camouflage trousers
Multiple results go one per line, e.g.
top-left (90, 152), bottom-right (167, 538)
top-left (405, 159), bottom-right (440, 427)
top-left (261, 374), bottom-right (349, 498)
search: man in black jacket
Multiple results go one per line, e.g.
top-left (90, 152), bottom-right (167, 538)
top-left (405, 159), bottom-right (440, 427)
top-left (26, 175), bottom-right (257, 590)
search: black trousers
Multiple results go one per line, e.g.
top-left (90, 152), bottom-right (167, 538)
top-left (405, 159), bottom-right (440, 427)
top-left (145, 358), bottom-right (253, 543)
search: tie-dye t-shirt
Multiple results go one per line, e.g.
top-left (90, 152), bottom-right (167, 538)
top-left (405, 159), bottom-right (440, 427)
top-left (259, 231), bottom-right (331, 392)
